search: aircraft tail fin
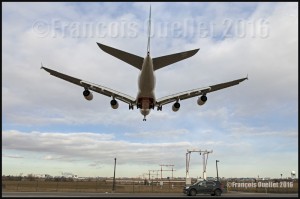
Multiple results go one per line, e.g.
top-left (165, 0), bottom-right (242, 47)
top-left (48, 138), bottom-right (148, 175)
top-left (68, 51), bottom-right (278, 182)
top-left (152, 48), bottom-right (200, 70)
top-left (97, 43), bottom-right (144, 70)
top-left (147, 5), bottom-right (151, 55)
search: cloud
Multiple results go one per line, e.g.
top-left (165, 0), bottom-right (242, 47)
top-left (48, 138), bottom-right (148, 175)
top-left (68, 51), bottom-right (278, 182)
top-left (43, 155), bottom-right (64, 160)
top-left (3, 2), bottom-right (297, 127)
top-left (2, 130), bottom-right (246, 166)
top-left (124, 129), bottom-right (189, 139)
top-left (2, 2), bottom-right (298, 178)
top-left (3, 127), bottom-right (297, 173)
top-left (3, 154), bottom-right (24, 159)
top-left (228, 126), bottom-right (298, 138)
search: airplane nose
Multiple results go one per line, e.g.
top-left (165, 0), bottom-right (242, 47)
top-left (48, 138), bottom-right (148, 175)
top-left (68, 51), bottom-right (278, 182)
top-left (140, 109), bottom-right (150, 116)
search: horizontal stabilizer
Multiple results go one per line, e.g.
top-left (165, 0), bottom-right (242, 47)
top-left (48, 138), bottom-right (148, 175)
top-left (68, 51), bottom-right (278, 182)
top-left (97, 43), bottom-right (144, 70)
top-left (153, 48), bottom-right (199, 70)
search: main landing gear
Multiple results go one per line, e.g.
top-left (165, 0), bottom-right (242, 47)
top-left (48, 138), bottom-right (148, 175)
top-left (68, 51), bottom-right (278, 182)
top-left (157, 106), bottom-right (162, 111)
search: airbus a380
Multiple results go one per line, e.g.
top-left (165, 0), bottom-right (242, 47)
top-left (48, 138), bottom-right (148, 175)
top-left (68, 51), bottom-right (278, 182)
top-left (41, 8), bottom-right (247, 121)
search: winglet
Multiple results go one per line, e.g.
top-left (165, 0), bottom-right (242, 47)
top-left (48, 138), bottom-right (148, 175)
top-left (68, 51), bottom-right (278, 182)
top-left (41, 62), bottom-right (44, 69)
top-left (246, 74), bottom-right (249, 80)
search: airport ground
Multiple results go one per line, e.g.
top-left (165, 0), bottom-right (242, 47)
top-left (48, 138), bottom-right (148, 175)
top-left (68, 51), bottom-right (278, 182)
top-left (2, 178), bottom-right (298, 194)
top-left (2, 192), bottom-right (298, 198)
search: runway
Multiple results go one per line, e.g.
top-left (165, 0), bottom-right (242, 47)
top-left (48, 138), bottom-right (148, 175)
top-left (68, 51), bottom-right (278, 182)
top-left (2, 192), bottom-right (298, 197)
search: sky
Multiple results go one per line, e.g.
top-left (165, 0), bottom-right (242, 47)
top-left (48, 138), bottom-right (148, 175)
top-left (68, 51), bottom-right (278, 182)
top-left (2, 2), bottom-right (298, 179)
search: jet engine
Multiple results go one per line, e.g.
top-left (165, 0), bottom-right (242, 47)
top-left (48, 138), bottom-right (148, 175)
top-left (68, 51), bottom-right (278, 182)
top-left (83, 89), bottom-right (93, 101)
top-left (172, 102), bottom-right (180, 112)
top-left (197, 95), bottom-right (207, 105)
top-left (110, 99), bottom-right (119, 109)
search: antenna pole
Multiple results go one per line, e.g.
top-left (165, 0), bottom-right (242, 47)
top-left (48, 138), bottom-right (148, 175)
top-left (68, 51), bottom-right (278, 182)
top-left (112, 158), bottom-right (116, 192)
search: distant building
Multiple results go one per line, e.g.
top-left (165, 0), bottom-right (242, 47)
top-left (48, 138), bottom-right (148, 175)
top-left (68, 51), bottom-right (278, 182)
top-left (61, 172), bottom-right (78, 178)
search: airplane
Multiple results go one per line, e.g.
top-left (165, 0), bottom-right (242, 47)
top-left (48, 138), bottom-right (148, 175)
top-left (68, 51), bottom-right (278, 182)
top-left (41, 7), bottom-right (248, 121)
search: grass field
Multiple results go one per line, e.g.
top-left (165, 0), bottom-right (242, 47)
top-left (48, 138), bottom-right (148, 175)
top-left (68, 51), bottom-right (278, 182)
top-left (2, 180), bottom-right (184, 193)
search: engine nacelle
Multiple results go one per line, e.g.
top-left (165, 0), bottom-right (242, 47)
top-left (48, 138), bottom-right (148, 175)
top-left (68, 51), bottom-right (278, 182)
top-left (110, 99), bottom-right (119, 109)
top-left (197, 95), bottom-right (207, 105)
top-left (83, 89), bottom-right (93, 101)
top-left (172, 102), bottom-right (180, 112)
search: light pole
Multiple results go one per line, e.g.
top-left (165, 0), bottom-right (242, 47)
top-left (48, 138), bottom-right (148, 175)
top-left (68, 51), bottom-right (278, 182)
top-left (112, 158), bottom-right (116, 192)
top-left (216, 160), bottom-right (219, 181)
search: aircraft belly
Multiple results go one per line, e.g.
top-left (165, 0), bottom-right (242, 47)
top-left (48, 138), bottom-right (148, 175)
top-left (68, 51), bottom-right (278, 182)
top-left (136, 55), bottom-right (157, 117)
top-left (139, 73), bottom-right (155, 90)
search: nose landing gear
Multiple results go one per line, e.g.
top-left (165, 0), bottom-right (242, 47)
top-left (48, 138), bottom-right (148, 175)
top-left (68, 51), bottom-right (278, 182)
top-left (143, 116), bottom-right (146, 121)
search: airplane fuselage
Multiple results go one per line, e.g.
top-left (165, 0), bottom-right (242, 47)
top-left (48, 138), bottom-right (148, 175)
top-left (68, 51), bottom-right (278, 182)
top-left (136, 54), bottom-right (156, 118)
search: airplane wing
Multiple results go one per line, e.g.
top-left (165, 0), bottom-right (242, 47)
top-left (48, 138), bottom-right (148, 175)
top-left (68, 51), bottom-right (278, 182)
top-left (152, 48), bottom-right (199, 70)
top-left (41, 66), bottom-right (136, 105)
top-left (156, 77), bottom-right (248, 106)
top-left (97, 43), bottom-right (144, 70)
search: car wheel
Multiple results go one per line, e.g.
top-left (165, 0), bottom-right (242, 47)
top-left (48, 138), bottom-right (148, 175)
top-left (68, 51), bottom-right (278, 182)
top-left (190, 189), bottom-right (196, 196)
top-left (215, 189), bottom-right (221, 196)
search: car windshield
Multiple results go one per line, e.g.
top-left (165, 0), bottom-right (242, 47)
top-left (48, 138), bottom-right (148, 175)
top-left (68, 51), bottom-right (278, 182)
top-left (192, 180), bottom-right (204, 186)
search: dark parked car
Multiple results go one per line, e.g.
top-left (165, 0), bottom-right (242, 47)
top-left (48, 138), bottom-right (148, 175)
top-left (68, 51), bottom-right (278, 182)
top-left (183, 180), bottom-right (224, 196)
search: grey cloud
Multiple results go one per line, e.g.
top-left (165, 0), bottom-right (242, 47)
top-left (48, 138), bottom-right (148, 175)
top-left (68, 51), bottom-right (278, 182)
top-left (3, 154), bottom-right (24, 159)
top-left (3, 2), bottom-right (297, 127)
top-left (2, 130), bottom-right (228, 169)
top-left (124, 129), bottom-right (189, 138)
top-left (2, 2), bottom-right (298, 177)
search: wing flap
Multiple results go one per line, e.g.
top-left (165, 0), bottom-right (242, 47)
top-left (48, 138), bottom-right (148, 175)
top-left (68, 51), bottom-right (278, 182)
top-left (41, 66), bottom-right (136, 105)
top-left (156, 77), bottom-right (247, 106)
top-left (209, 77), bottom-right (248, 92)
top-left (156, 87), bottom-right (211, 106)
top-left (152, 48), bottom-right (199, 70)
top-left (97, 43), bottom-right (144, 70)
top-left (42, 66), bottom-right (82, 85)
top-left (80, 80), bottom-right (136, 104)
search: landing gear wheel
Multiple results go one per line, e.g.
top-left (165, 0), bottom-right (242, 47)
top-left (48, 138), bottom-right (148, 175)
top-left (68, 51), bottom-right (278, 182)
top-left (214, 189), bottom-right (221, 196)
top-left (189, 189), bottom-right (196, 196)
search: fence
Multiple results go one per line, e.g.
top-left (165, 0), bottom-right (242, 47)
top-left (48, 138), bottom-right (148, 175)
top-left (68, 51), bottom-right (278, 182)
top-left (2, 180), bottom-right (185, 193)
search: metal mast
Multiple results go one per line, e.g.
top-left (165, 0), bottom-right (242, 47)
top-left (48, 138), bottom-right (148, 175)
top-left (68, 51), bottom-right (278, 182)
top-left (159, 164), bottom-right (175, 179)
top-left (186, 149), bottom-right (213, 184)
